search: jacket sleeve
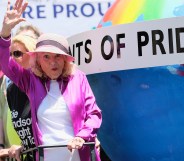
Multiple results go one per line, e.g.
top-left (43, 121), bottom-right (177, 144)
top-left (76, 73), bottom-right (102, 141)
top-left (0, 38), bottom-right (31, 93)
top-left (0, 79), bottom-right (4, 119)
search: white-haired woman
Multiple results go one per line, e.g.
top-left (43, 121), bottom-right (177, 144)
top-left (0, 0), bottom-right (102, 161)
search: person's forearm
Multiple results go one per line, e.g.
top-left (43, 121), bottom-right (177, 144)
top-left (0, 31), bottom-right (11, 39)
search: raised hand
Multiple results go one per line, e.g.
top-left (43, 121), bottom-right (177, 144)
top-left (1, 0), bottom-right (28, 37)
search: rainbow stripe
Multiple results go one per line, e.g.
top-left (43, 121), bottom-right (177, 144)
top-left (98, 0), bottom-right (184, 27)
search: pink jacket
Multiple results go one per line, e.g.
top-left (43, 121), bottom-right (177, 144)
top-left (0, 38), bottom-right (102, 161)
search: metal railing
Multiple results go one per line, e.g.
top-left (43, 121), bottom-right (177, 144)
top-left (4, 142), bottom-right (96, 161)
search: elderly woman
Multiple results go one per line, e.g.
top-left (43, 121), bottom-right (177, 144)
top-left (0, 0), bottom-right (102, 161)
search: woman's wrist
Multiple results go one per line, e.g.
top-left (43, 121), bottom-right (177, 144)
top-left (1, 25), bottom-right (11, 38)
top-left (0, 34), bottom-right (11, 41)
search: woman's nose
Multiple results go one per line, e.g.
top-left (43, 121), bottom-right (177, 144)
top-left (50, 58), bottom-right (57, 66)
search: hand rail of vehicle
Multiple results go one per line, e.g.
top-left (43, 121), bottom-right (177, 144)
top-left (4, 142), bottom-right (96, 161)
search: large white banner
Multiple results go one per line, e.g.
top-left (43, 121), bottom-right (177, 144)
top-left (68, 16), bottom-right (184, 74)
top-left (0, 0), bottom-right (114, 37)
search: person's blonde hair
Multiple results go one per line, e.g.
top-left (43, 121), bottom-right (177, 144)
top-left (12, 34), bottom-right (37, 52)
top-left (62, 59), bottom-right (76, 77)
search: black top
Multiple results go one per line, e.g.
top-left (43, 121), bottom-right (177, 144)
top-left (7, 82), bottom-right (35, 150)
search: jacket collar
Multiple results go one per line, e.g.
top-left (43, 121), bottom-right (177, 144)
top-left (42, 74), bottom-right (72, 92)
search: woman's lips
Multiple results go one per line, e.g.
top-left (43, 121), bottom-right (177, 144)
top-left (51, 68), bottom-right (58, 71)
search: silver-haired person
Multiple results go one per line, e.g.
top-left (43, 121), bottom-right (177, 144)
top-left (0, 0), bottom-right (102, 161)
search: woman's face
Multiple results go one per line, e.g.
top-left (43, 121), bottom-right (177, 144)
top-left (10, 42), bottom-right (30, 69)
top-left (38, 52), bottom-right (65, 80)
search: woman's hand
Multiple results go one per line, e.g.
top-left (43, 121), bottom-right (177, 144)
top-left (0, 148), bottom-right (9, 160)
top-left (8, 145), bottom-right (23, 161)
top-left (67, 137), bottom-right (85, 152)
top-left (1, 0), bottom-right (28, 37)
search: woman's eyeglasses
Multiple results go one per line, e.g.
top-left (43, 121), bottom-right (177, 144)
top-left (11, 50), bottom-right (24, 58)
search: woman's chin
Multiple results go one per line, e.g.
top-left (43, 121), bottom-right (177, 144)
top-left (49, 74), bottom-right (60, 80)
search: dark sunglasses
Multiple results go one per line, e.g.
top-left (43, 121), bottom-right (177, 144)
top-left (11, 50), bottom-right (24, 58)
